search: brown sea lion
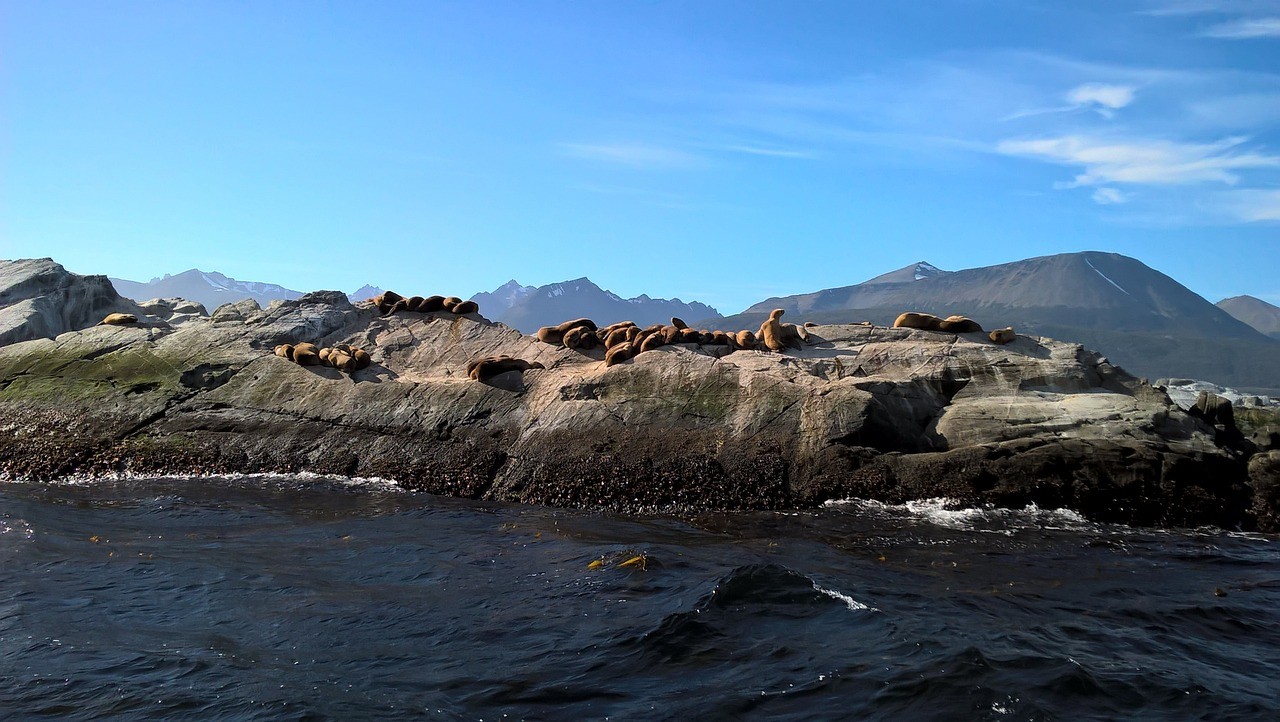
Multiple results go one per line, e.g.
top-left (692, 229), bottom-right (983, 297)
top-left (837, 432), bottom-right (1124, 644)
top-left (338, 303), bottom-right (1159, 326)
top-left (469, 356), bottom-right (544, 382)
top-left (563, 325), bottom-right (598, 350)
top-left (419, 295), bottom-right (446, 312)
top-left (758, 309), bottom-right (788, 352)
top-left (318, 348), bottom-right (333, 365)
top-left (329, 350), bottom-right (355, 371)
top-left (537, 318), bottom-right (597, 344)
top-left (604, 326), bottom-right (633, 349)
top-left (639, 331), bottom-right (665, 353)
top-left (292, 343), bottom-right (320, 366)
top-left (601, 320), bottom-right (637, 334)
top-left (804, 321), bottom-right (818, 328)
top-left (893, 312), bottom-right (943, 331)
top-left (405, 296), bottom-right (425, 312)
top-left (989, 327), bottom-right (1016, 344)
top-left (374, 291), bottom-right (404, 314)
top-left (97, 313), bottom-right (138, 326)
top-left (441, 296), bottom-right (463, 312)
top-left (735, 330), bottom-right (757, 349)
top-left (712, 330), bottom-right (735, 348)
top-left (605, 342), bottom-right (635, 367)
top-left (671, 317), bottom-right (688, 330)
top-left (352, 348), bottom-right (372, 370)
top-left (274, 344), bottom-right (295, 360)
top-left (451, 300), bottom-right (479, 314)
top-left (938, 315), bottom-right (983, 333)
top-left (679, 328), bottom-right (701, 343)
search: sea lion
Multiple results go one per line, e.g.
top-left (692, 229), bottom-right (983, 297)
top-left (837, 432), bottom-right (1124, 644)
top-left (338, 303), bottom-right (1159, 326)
top-left (329, 350), bottom-right (355, 371)
top-left (605, 341), bottom-right (635, 367)
top-left (451, 300), bottom-right (479, 315)
top-left (97, 313), bottom-right (138, 326)
top-left (989, 327), bottom-right (1016, 344)
top-left (893, 312), bottom-right (942, 331)
top-left (318, 348), bottom-right (333, 365)
top-left (600, 320), bottom-right (637, 334)
top-left (441, 296), bottom-right (463, 311)
top-left (638, 331), bottom-right (665, 353)
top-left (292, 343), bottom-right (320, 366)
top-left (405, 296), bottom-right (425, 312)
top-left (712, 330), bottom-right (736, 348)
top-left (735, 330), bottom-right (757, 349)
top-left (938, 315), bottom-right (983, 333)
top-left (274, 344), bottom-right (295, 360)
top-left (419, 295), bottom-right (446, 312)
top-left (604, 326), bottom-right (633, 349)
top-left (374, 291), bottom-right (404, 314)
top-left (758, 309), bottom-right (788, 352)
top-left (671, 317), bottom-right (688, 330)
top-left (804, 321), bottom-right (818, 328)
top-left (468, 356), bottom-right (545, 382)
top-left (563, 325), bottom-right (598, 350)
top-left (537, 318), bottom-right (597, 344)
top-left (679, 328), bottom-right (701, 343)
top-left (352, 348), bottom-right (372, 370)
top-left (697, 331), bottom-right (714, 345)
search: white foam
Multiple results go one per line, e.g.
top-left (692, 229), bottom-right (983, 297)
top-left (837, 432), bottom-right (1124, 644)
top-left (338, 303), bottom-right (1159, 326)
top-left (812, 582), bottom-right (878, 613)
top-left (1, 471), bottom-right (404, 492)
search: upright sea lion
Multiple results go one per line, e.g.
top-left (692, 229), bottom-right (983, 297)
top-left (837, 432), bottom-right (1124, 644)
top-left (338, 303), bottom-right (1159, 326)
top-left (989, 327), bottom-right (1016, 344)
top-left (671, 317), bottom-right (688, 330)
top-left (758, 309), bottom-right (788, 352)
top-left (419, 295), bottom-right (446, 312)
top-left (893, 312), bottom-right (943, 331)
top-left (97, 313), bottom-right (138, 326)
top-left (938, 315), bottom-right (983, 333)
top-left (605, 342), bottom-right (635, 367)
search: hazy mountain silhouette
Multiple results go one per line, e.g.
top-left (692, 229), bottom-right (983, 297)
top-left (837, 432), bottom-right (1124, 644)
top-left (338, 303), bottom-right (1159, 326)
top-left (1218, 295), bottom-right (1280, 341)
top-left (710, 251), bottom-right (1279, 393)
top-left (111, 269), bottom-right (303, 311)
top-left (474, 277), bottom-right (720, 334)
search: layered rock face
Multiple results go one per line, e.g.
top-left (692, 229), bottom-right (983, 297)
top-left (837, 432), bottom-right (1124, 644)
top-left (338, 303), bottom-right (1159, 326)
top-left (0, 258), bottom-right (151, 347)
top-left (0, 261), bottom-right (1272, 530)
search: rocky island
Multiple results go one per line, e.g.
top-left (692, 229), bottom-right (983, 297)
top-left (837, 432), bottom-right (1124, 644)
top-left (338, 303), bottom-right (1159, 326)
top-left (2, 258), bottom-right (1277, 531)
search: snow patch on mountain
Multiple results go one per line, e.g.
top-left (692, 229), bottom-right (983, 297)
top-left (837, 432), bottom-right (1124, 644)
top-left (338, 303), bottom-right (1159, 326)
top-left (1085, 258), bottom-right (1130, 296)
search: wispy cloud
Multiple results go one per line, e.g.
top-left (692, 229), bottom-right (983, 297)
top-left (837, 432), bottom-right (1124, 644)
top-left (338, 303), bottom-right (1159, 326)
top-left (1137, 1), bottom-right (1280, 16)
top-left (1067, 83), bottom-right (1137, 110)
top-left (1212, 188), bottom-right (1280, 220)
top-left (721, 144), bottom-right (815, 159)
top-left (998, 135), bottom-right (1280, 186)
top-left (1092, 187), bottom-right (1131, 204)
top-left (560, 142), bottom-right (702, 170)
top-left (1202, 17), bottom-right (1280, 38)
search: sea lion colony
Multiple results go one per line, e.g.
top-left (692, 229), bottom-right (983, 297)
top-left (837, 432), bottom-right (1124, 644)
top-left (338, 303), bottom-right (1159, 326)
top-left (257, 295), bottom-right (1018, 382)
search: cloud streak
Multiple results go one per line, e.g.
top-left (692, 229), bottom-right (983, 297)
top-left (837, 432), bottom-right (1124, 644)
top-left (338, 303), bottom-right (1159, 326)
top-left (561, 143), bottom-right (702, 170)
top-left (1202, 17), bottom-right (1280, 38)
top-left (998, 135), bottom-right (1280, 186)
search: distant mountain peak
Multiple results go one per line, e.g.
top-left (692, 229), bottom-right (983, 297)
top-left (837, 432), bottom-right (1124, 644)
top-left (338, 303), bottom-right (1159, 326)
top-left (863, 260), bottom-right (951, 285)
top-left (474, 277), bottom-right (721, 333)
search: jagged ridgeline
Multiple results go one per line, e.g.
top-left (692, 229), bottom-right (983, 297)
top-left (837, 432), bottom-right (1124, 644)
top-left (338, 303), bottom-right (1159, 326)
top-left (2, 257), bottom-right (1278, 532)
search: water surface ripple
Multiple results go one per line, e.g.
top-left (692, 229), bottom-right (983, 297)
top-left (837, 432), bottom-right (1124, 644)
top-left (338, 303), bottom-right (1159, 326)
top-left (2, 476), bottom-right (1277, 720)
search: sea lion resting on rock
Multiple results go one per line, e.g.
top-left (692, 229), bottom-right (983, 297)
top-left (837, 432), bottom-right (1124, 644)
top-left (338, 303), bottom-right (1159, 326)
top-left (98, 313), bottom-right (138, 326)
top-left (989, 327), bottom-right (1016, 344)
top-left (292, 343), bottom-right (321, 366)
top-left (938, 315), bottom-right (983, 333)
top-left (563, 326), bottom-right (598, 350)
top-left (537, 318), bottom-right (596, 345)
top-left (736, 330), bottom-right (757, 349)
top-left (466, 355), bottom-right (544, 382)
top-left (893, 312), bottom-right (943, 331)
top-left (374, 291), bottom-right (405, 315)
top-left (450, 300), bottom-right (479, 315)
top-left (604, 341), bottom-right (635, 367)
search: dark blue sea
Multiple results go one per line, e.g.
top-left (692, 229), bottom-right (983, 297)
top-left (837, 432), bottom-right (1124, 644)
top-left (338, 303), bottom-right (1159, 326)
top-left (2, 475), bottom-right (1277, 720)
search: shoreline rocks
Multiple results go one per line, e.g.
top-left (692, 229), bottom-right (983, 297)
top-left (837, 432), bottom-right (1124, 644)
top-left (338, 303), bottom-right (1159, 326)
top-left (1, 259), bottom-right (1277, 531)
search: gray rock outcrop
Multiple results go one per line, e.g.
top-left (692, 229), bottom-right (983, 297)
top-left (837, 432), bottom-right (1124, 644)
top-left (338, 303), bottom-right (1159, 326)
top-left (0, 258), bottom-right (1268, 530)
top-left (0, 258), bottom-right (151, 347)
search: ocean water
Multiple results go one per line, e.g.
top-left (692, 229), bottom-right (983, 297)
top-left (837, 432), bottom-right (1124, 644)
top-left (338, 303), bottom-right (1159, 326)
top-left (1, 475), bottom-right (1277, 720)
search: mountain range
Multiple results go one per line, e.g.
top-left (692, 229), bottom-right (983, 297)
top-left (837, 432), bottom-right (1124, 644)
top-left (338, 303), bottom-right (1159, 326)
top-left (106, 253), bottom-right (1279, 393)
top-left (1218, 295), bottom-right (1280, 341)
top-left (709, 251), bottom-right (1278, 393)
top-left (470, 278), bottom-right (721, 334)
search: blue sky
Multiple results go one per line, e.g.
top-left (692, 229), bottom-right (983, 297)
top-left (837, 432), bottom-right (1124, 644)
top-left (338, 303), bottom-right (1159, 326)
top-left (2, 1), bottom-right (1278, 313)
